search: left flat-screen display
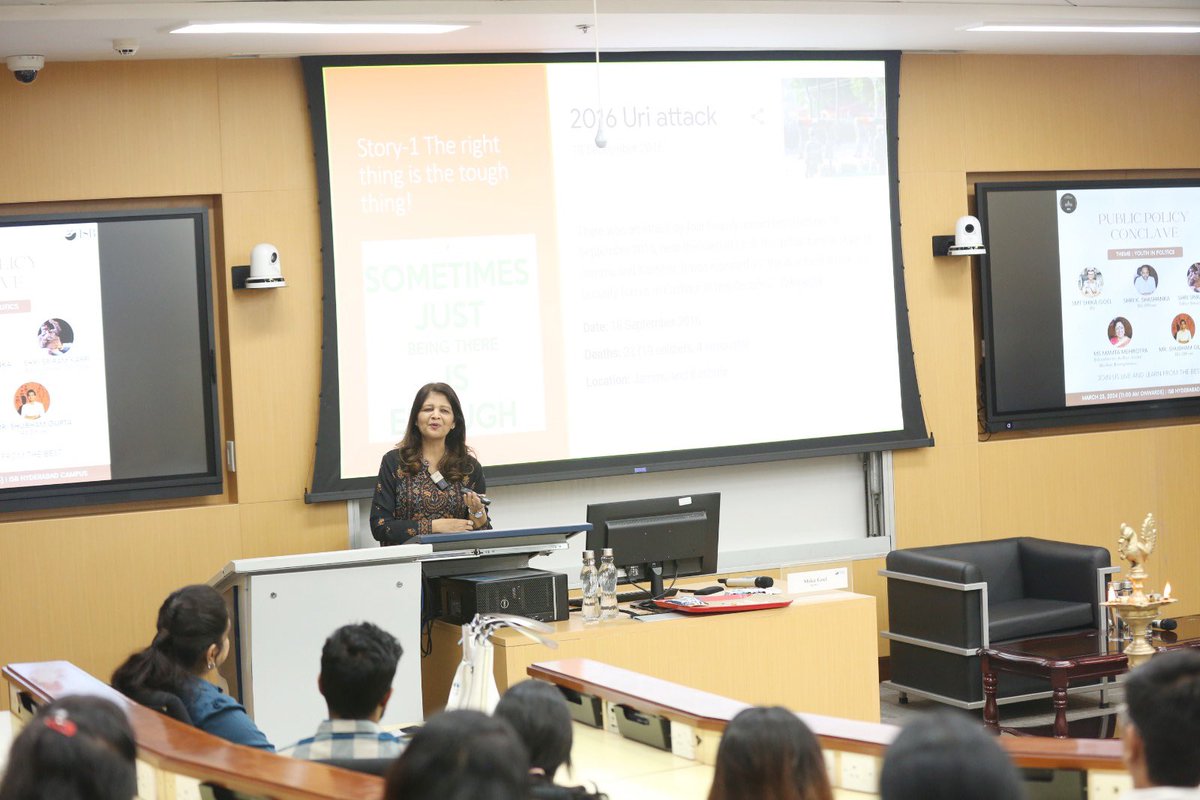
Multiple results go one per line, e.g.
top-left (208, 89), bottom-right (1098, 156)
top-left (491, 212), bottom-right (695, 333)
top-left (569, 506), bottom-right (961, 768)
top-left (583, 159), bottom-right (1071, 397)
top-left (0, 208), bottom-right (222, 512)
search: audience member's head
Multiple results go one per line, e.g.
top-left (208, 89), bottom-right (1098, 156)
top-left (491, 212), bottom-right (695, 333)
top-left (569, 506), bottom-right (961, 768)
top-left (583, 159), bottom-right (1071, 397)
top-left (111, 584), bottom-right (230, 702)
top-left (707, 706), bottom-right (832, 800)
top-left (319, 622), bottom-right (403, 721)
top-left (880, 710), bottom-right (1025, 800)
top-left (385, 710), bottom-right (529, 800)
top-left (494, 680), bottom-right (574, 779)
top-left (1121, 649), bottom-right (1200, 788)
top-left (0, 695), bottom-right (137, 800)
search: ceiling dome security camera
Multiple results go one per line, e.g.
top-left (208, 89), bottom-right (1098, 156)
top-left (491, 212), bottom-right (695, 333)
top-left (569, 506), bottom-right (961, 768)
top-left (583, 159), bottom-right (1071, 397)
top-left (6, 55), bottom-right (45, 84)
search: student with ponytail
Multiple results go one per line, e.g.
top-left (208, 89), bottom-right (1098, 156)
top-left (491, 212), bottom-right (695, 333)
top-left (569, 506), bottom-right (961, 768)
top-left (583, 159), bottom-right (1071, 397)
top-left (0, 695), bottom-right (137, 800)
top-left (111, 584), bottom-right (273, 750)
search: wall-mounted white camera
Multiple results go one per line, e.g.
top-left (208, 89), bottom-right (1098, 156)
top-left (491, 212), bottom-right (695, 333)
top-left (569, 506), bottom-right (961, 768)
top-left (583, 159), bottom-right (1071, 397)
top-left (7, 55), bottom-right (45, 85)
top-left (948, 215), bottom-right (986, 256)
top-left (245, 243), bottom-right (286, 289)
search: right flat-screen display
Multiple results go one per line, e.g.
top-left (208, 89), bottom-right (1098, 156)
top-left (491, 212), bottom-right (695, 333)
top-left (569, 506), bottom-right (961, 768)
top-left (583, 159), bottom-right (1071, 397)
top-left (978, 178), bottom-right (1200, 432)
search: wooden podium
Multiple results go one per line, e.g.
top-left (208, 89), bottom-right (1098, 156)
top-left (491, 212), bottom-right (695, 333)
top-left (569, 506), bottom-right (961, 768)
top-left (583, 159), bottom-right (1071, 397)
top-left (422, 589), bottom-right (880, 722)
top-left (207, 524), bottom-right (587, 747)
top-left (208, 544), bottom-right (430, 748)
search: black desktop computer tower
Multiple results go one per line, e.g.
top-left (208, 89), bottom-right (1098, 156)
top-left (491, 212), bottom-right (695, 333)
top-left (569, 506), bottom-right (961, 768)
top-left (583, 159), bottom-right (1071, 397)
top-left (438, 568), bottom-right (569, 624)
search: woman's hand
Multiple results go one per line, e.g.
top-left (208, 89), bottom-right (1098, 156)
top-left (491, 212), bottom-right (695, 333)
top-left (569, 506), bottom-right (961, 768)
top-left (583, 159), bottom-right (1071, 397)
top-left (464, 490), bottom-right (489, 529)
top-left (431, 518), bottom-right (474, 533)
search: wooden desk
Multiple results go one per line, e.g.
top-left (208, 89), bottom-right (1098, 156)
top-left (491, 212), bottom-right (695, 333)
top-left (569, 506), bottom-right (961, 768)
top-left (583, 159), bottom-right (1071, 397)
top-left (6, 658), bottom-right (1132, 800)
top-left (423, 590), bottom-right (880, 723)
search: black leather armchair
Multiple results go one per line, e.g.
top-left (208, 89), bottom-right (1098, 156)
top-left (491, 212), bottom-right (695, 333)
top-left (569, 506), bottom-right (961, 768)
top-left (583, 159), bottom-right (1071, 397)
top-left (881, 537), bottom-right (1115, 707)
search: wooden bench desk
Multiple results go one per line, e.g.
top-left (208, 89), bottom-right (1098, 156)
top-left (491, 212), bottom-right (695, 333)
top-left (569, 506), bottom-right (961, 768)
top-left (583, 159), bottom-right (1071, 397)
top-left (529, 657), bottom-right (1131, 797)
top-left (3, 661), bottom-right (383, 800)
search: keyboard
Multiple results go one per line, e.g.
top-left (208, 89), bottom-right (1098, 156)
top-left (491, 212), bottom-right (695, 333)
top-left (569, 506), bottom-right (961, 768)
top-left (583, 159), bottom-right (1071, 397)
top-left (568, 588), bottom-right (678, 609)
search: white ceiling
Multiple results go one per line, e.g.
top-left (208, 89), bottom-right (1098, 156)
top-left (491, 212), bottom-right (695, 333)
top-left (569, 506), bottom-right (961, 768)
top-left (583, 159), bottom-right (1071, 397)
top-left (0, 0), bottom-right (1197, 66)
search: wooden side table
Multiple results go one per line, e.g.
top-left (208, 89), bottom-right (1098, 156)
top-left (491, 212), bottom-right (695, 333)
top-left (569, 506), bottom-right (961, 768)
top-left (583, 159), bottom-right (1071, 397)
top-left (980, 636), bottom-right (1126, 739)
top-left (981, 615), bottom-right (1200, 738)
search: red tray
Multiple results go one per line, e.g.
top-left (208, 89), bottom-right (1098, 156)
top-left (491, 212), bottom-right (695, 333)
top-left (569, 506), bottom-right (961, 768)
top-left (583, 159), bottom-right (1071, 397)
top-left (652, 594), bottom-right (794, 614)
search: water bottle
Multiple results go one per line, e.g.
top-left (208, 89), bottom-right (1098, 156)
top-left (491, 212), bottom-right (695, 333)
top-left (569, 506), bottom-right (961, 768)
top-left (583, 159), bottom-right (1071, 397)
top-left (580, 550), bottom-right (600, 624)
top-left (599, 548), bottom-right (619, 621)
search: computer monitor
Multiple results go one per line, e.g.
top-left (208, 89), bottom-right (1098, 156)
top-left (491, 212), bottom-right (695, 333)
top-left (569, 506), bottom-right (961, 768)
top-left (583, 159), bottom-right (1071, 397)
top-left (585, 493), bottom-right (720, 599)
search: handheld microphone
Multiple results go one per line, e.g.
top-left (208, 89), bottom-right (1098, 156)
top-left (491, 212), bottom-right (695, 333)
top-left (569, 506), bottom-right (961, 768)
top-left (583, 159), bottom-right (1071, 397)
top-left (719, 576), bottom-right (774, 589)
top-left (1150, 618), bottom-right (1178, 632)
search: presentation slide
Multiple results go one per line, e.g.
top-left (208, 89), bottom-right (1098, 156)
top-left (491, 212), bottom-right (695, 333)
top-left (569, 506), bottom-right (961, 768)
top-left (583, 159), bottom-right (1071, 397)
top-left (0, 222), bottom-right (112, 488)
top-left (317, 57), bottom-right (906, 481)
top-left (1058, 187), bottom-right (1200, 406)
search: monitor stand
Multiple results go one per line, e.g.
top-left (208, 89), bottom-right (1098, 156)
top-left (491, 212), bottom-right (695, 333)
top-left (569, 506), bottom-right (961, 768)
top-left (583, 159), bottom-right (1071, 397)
top-left (647, 562), bottom-right (666, 599)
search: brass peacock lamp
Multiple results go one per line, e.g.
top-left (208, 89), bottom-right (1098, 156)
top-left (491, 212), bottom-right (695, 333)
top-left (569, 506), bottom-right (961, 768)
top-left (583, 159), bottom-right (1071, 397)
top-left (1105, 513), bottom-right (1177, 667)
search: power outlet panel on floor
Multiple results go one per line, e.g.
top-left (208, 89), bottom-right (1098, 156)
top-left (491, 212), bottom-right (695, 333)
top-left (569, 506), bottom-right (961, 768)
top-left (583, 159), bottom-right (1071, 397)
top-left (839, 752), bottom-right (880, 794)
top-left (1088, 770), bottom-right (1133, 798)
top-left (603, 700), bottom-right (621, 735)
top-left (669, 721), bottom-right (696, 760)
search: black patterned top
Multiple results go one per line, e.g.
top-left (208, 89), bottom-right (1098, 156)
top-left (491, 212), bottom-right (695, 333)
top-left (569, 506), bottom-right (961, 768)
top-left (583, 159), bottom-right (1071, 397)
top-left (369, 449), bottom-right (490, 545)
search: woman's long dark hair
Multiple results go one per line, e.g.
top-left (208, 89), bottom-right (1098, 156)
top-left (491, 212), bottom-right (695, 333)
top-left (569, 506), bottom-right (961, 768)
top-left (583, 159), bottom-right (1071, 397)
top-left (385, 710), bottom-right (529, 800)
top-left (395, 382), bottom-right (476, 482)
top-left (0, 695), bottom-right (137, 800)
top-left (111, 584), bottom-right (228, 701)
top-left (494, 680), bottom-right (574, 776)
top-left (707, 706), bottom-right (832, 800)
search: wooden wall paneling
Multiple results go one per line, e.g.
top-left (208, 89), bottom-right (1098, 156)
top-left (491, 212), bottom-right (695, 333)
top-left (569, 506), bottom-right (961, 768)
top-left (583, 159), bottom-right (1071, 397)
top-left (976, 425), bottom-right (1200, 614)
top-left (216, 59), bottom-right (318, 195)
top-left (0, 61), bottom-right (223, 204)
top-left (976, 430), bottom-right (1162, 546)
top-left (960, 56), bottom-right (1147, 173)
top-left (896, 171), bottom-right (980, 442)
top-left (897, 54), bottom-right (966, 175)
top-left (1149, 425), bottom-right (1200, 617)
top-left (887, 56), bottom-right (984, 591)
top-left (891, 168), bottom-right (984, 551)
top-left (891, 443), bottom-right (982, 550)
top-left (236, 498), bottom-right (348, 561)
top-left (851, 557), bottom-right (890, 656)
top-left (220, 189), bottom-right (323, 503)
top-left (1134, 58), bottom-right (1200, 169)
top-left (0, 505), bottom-right (241, 692)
